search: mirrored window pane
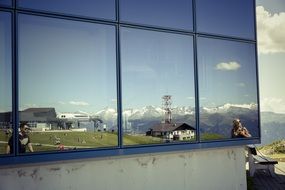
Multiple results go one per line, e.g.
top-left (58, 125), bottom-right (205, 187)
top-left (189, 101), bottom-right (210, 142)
top-left (120, 0), bottom-right (193, 31)
top-left (18, 14), bottom-right (117, 153)
top-left (121, 27), bottom-right (196, 146)
top-left (197, 37), bottom-right (259, 141)
top-left (0, 12), bottom-right (12, 155)
top-left (0, 0), bottom-right (11, 7)
top-left (18, 0), bottom-right (116, 20)
top-left (196, 0), bottom-right (255, 40)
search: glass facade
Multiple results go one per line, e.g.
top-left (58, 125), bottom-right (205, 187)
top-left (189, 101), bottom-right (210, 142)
top-left (197, 37), bottom-right (259, 140)
top-left (120, 0), bottom-right (193, 31)
top-left (0, 0), bottom-right (259, 161)
top-left (18, 14), bottom-right (118, 153)
top-left (0, 12), bottom-right (12, 155)
top-left (196, 0), bottom-right (255, 40)
top-left (121, 27), bottom-right (195, 145)
top-left (17, 0), bottom-right (116, 20)
top-left (0, 0), bottom-right (11, 7)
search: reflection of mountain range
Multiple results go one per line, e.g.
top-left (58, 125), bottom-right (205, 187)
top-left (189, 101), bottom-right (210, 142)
top-left (91, 104), bottom-right (285, 144)
top-left (200, 106), bottom-right (259, 138)
top-left (95, 104), bottom-right (259, 137)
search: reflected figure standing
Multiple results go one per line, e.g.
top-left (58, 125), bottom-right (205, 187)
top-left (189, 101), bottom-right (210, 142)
top-left (6, 123), bottom-right (34, 154)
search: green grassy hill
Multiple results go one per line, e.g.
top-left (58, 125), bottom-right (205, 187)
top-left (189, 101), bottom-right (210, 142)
top-left (258, 139), bottom-right (285, 162)
top-left (0, 131), bottom-right (225, 154)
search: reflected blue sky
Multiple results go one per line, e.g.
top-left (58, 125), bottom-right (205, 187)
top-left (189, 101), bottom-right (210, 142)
top-left (18, 0), bottom-right (116, 20)
top-left (120, 0), bottom-right (193, 31)
top-left (198, 37), bottom-right (258, 107)
top-left (0, 12), bottom-right (12, 112)
top-left (0, 0), bottom-right (11, 6)
top-left (196, 0), bottom-right (255, 39)
top-left (18, 14), bottom-right (117, 113)
top-left (121, 27), bottom-right (195, 109)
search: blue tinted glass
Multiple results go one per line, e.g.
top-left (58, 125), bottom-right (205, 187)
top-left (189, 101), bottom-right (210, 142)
top-left (0, 12), bottom-right (12, 155)
top-left (0, 0), bottom-right (11, 6)
top-left (18, 14), bottom-right (118, 153)
top-left (18, 0), bottom-right (116, 20)
top-left (120, 0), bottom-right (193, 31)
top-left (197, 37), bottom-right (259, 141)
top-left (196, 0), bottom-right (255, 40)
top-left (121, 27), bottom-right (196, 145)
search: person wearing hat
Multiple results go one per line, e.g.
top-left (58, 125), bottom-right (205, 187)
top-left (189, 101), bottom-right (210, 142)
top-left (6, 122), bottom-right (34, 154)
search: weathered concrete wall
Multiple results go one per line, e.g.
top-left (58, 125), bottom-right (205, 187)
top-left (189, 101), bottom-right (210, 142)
top-left (0, 146), bottom-right (247, 190)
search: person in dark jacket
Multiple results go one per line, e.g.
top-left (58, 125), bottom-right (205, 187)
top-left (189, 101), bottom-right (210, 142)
top-left (6, 123), bottom-right (34, 154)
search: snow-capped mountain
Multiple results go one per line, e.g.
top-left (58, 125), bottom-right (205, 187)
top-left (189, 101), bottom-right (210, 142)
top-left (93, 103), bottom-right (257, 122)
top-left (123, 106), bottom-right (164, 120)
top-left (94, 108), bottom-right (117, 121)
top-left (201, 103), bottom-right (257, 114)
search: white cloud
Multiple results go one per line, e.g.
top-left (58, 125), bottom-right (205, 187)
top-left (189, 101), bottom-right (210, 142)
top-left (237, 83), bottom-right (246, 87)
top-left (58, 101), bottom-right (66, 105)
top-left (186, 97), bottom-right (195, 100)
top-left (215, 62), bottom-right (241, 71)
top-left (256, 6), bottom-right (285, 54)
top-left (69, 101), bottom-right (89, 106)
top-left (23, 104), bottom-right (38, 108)
top-left (260, 97), bottom-right (285, 113)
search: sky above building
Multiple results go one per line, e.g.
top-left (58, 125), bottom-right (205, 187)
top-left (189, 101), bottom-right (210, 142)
top-left (257, 0), bottom-right (285, 113)
top-left (1, 1), bottom-right (284, 114)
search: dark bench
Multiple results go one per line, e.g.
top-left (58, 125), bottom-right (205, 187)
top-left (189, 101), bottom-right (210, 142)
top-left (247, 145), bottom-right (278, 177)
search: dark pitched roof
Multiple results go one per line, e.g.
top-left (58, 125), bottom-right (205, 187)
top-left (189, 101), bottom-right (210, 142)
top-left (0, 112), bottom-right (12, 122)
top-left (150, 123), bottom-right (195, 132)
top-left (20, 108), bottom-right (57, 122)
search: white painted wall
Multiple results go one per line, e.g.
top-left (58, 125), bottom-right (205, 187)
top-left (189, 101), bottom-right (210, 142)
top-left (0, 146), bottom-right (247, 190)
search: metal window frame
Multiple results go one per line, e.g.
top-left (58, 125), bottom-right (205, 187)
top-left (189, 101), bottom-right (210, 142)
top-left (0, 0), bottom-right (260, 166)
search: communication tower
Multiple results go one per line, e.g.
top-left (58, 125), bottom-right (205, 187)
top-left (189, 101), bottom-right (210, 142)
top-left (162, 95), bottom-right (172, 124)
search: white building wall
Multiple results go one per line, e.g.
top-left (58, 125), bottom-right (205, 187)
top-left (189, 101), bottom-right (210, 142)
top-left (0, 146), bottom-right (247, 190)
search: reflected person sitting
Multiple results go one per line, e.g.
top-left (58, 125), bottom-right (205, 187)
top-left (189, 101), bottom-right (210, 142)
top-left (231, 119), bottom-right (251, 138)
top-left (6, 123), bottom-right (34, 154)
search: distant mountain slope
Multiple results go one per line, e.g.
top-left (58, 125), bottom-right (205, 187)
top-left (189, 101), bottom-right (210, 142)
top-left (90, 105), bottom-right (285, 143)
top-left (260, 112), bottom-right (285, 145)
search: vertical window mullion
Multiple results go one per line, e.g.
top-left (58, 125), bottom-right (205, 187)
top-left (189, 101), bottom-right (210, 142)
top-left (193, 35), bottom-right (200, 143)
top-left (12, 11), bottom-right (19, 155)
top-left (116, 25), bottom-right (123, 148)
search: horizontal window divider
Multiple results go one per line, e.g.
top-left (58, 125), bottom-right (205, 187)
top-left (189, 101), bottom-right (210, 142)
top-left (0, 7), bottom-right (14, 11)
top-left (119, 22), bottom-right (195, 36)
top-left (0, 138), bottom-right (260, 166)
top-left (15, 8), bottom-right (118, 26)
top-left (196, 32), bottom-right (256, 44)
top-left (200, 137), bottom-right (261, 143)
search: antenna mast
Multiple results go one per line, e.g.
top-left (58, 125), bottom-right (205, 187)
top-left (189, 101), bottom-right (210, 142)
top-left (162, 95), bottom-right (172, 124)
